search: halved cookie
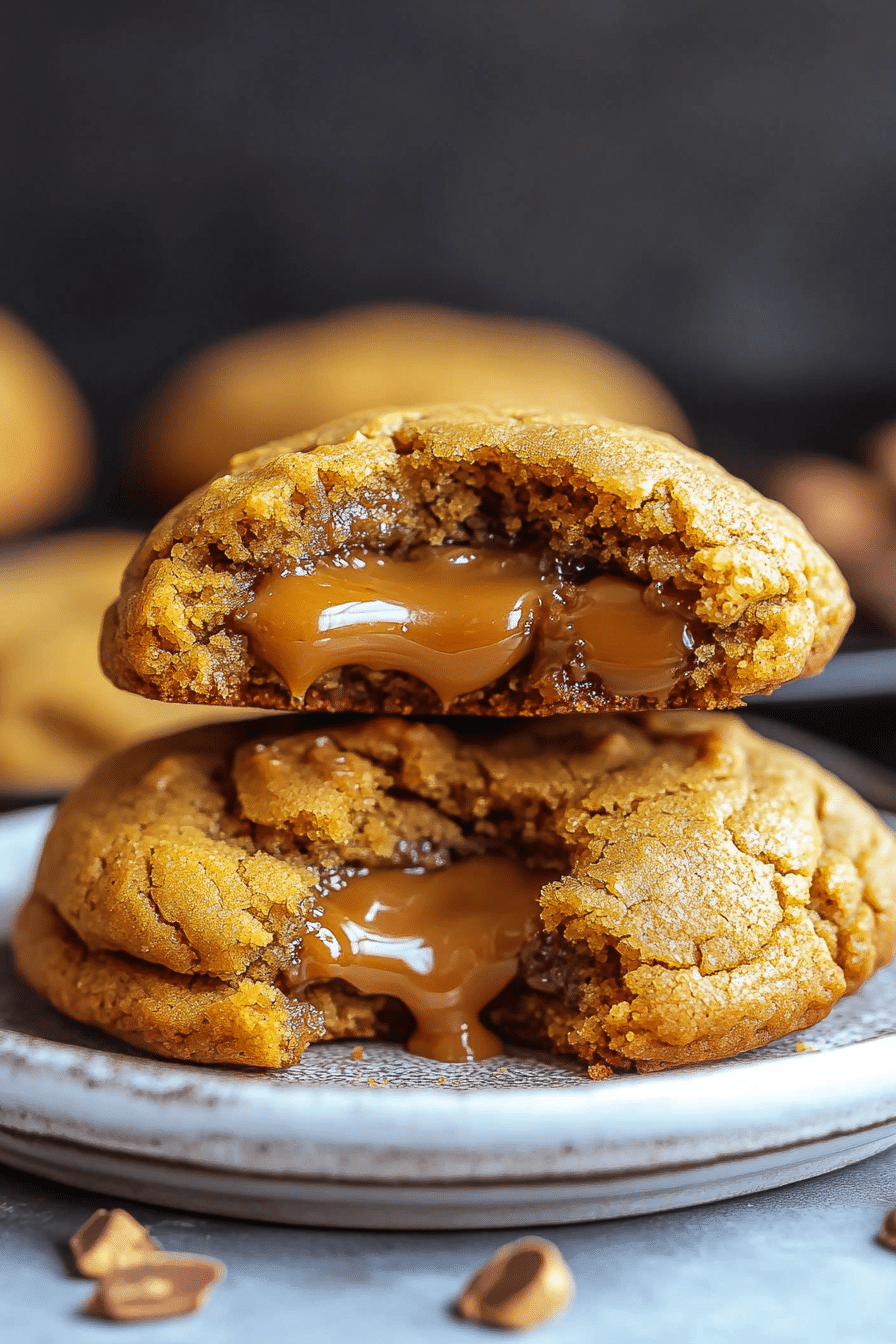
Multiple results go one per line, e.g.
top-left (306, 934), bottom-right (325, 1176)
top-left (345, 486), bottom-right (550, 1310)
top-left (14, 712), bottom-right (894, 1073)
top-left (101, 407), bottom-right (852, 715)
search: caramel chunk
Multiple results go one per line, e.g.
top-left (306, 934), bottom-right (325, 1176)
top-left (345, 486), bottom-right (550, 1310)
top-left (69, 1208), bottom-right (159, 1278)
top-left (456, 1237), bottom-right (575, 1330)
top-left (85, 1254), bottom-right (224, 1321)
top-left (545, 574), bottom-right (693, 696)
top-left (878, 1208), bottom-right (896, 1251)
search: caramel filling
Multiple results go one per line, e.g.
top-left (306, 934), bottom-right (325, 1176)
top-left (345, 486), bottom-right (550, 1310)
top-left (238, 549), bottom-right (544, 704)
top-left (297, 857), bottom-right (546, 1063)
top-left (556, 578), bottom-right (695, 697)
top-left (237, 546), bottom-right (693, 704)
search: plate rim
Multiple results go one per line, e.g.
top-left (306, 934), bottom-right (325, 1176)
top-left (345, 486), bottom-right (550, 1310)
top-left (4, 1027), bottom-right (896, 1182)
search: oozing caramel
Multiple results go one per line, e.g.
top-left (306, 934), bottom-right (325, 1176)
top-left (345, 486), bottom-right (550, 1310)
top-left (237, 545), bottom-right (693, 704)
top-left (559, 576), bottom-right (695, 696)
top-left (296, 857), bottom-right (546, 1062)
top-left (237, 548), bottom-right (545, 705)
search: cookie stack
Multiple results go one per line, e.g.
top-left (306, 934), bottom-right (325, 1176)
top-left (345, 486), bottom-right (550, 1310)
top-left (15, 407), bottom-right (896, 1076)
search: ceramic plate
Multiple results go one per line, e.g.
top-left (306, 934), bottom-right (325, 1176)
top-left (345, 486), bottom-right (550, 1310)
top-left (3, 796), bottom-right (896, 1230)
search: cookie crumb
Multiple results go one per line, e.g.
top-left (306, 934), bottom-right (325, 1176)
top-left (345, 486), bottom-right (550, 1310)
top-left (878, 1209), bottom-right (896, 1251)
top-left (438, 1076), bottom-right (446, 1084)
top-left (85, 1254), bottom-right (224, 1321)
top-left (587, 1061), bottom-right (615, 1080)
top-left (69, 1209), bottom-right (159, 1278)
top-left (494, 1067), bottom-right (508, 1076)
top-left (351, 1045), bottom-right (364, 1061)
top-left (455, 1237), bottom-right (574, 1330)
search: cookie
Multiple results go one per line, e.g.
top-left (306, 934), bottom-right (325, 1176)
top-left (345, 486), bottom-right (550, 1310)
top-left (14, 712), bottom-right (895, 1073)
top-left (0, 308), bottom-right (93, 539)
top-left (102, 406), bottom-right (852, 716)
top-left (864, 418), bottom-right (896, 498)
top-left (0, 531), bottom-right (264, 793)
top-left (133, 303), bottom-right (694, 505)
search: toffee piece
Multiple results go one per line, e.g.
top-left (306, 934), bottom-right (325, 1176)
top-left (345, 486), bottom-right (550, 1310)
top-left (456, 1238), bottom-right (575, 1330)
top-left (70, 1208), bottom-right (159, 1278)
top-left (100, 407), bottom-right (852, 714)
top-left (14, 712), bottom-right (896, 1075)
top-left (86, 1255), bottom-right (224, 1321)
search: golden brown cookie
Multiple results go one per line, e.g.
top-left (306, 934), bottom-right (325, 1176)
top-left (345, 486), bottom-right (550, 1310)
top-left (14, 712), bottom-right (895, 1073)
top-left (102, 406), bottom-right (852, 716)
top-left (133, 304), bottom-right (694, 505)
top-left (0, 309), bottom-right (93, 539)
top-left (0, 532), bottom-right (265, 793)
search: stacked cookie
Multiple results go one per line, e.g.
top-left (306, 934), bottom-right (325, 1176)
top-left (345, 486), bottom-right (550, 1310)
top-left (15, 407), bottom-right (896, 1076)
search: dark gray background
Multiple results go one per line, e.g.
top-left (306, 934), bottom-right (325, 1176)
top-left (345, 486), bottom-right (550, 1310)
top-left (2, 2), bottom-right (896, 516)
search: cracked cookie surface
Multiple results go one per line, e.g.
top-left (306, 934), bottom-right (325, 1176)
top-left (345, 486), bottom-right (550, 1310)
top-left (100, 406), bottom-right (852, 715)
top-left (13, 712), bottom-right (896, 1072)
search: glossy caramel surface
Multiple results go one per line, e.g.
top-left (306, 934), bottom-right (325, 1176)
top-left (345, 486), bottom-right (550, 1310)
top-left (297, 857), bottom-right (547, 1062)
top-left (237, 546), bottom-right (693, 706)
top-left (565, 576), bottom-right (695, 696)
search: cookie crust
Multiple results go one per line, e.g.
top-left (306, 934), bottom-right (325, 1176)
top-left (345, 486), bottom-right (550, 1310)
top-left (14, 712), bottom-right (895, 1074)
top-left (100, 407), bottom-right (852, 715)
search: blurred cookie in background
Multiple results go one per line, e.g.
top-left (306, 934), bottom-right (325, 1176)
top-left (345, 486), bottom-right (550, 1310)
top-left (766, 454), bottom-right (896, 636)
top-left (0, 310), bottom-right (93, 539)
top-left (864, 418), bottom-right (896, 500)
top-left (0, 531), bottom-right (264, 795)
top-left (133, 303), bottom-right (694, 506)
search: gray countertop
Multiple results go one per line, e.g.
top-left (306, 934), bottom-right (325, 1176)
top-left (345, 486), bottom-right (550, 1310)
top-left (5, 1148), bottom-right (896, 1344)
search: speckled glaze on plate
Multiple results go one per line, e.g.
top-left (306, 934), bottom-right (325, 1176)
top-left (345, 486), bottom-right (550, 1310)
top-left (2, 802), bottom-right (896, 1229)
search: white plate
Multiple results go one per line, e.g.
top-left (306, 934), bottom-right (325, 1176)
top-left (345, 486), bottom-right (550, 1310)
top-left (3, 803), bottom-right (896, 1229)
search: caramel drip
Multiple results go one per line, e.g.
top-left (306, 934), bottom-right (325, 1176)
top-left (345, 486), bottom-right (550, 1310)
top-left (237, 545), bottom-right (693, 704)
top-left (297, 857), bottom-right (546, 1062)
